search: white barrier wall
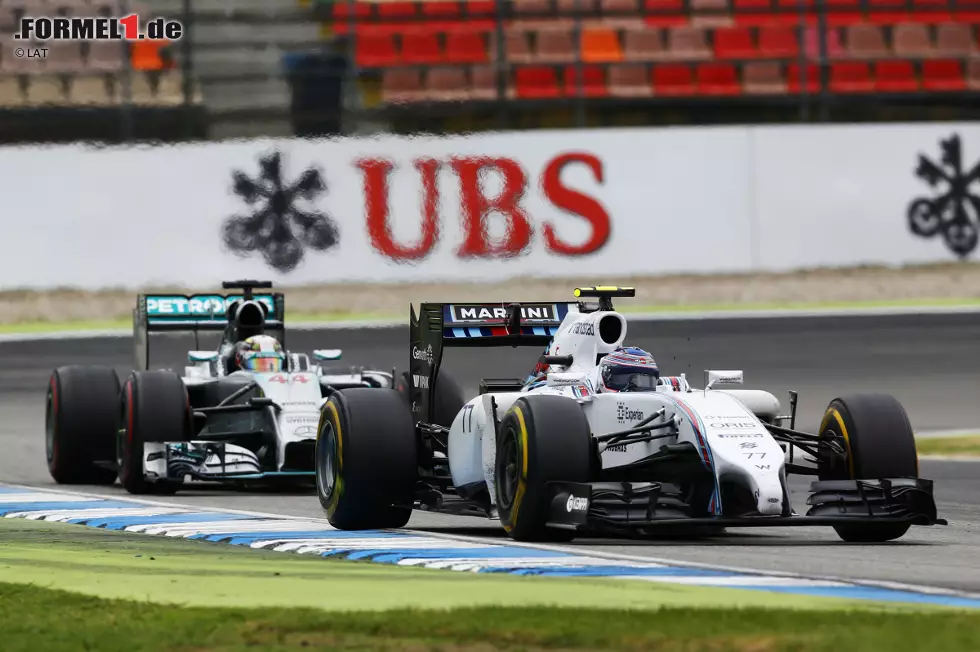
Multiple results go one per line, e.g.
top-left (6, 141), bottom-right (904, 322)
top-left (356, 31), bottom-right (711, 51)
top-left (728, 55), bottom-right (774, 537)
top-left (4, 123), bottom-right (979, 289)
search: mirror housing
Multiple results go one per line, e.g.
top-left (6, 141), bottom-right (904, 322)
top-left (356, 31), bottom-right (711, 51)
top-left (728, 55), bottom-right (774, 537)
top-left (188, 351), bottom-right (219, 363)
top-left (705, 369), bottom-right (744, 390)
top-left (313, 349), bottom-right (342, 361)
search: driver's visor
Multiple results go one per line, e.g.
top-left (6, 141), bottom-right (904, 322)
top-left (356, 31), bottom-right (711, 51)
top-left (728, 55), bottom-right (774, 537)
top-left (242, 353), bottom-right (284, 372)
top-left (604, 370), bottom-right (659, 392)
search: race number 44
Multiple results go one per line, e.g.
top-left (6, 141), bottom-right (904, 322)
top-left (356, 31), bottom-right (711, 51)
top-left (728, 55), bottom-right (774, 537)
top-left (269, 374), bottom-right (310, 384)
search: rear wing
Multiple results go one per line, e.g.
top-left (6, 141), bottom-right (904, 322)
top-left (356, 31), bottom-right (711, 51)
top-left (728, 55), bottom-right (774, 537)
top-left (409, 301), bottom-right (578, 425)
top-left (133, 292), bottom-right (285, 370)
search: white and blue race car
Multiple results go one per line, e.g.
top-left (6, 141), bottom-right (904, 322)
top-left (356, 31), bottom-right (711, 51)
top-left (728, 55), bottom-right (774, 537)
top-left (314, 286), bottom-right (944, 542)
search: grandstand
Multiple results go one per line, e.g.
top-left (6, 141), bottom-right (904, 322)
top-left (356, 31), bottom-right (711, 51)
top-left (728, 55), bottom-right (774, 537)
top-left (321, 0), bottom-right (980, 130)
top-left (2, 0), bottom-right (978, 142)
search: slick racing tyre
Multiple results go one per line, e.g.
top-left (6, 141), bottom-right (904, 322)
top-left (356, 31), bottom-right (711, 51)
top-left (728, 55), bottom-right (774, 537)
top-left (316, 388), bottom-right (417, 529)
top-left (396, 367), bottom-right (466, 429)
top-left (818, 393), bottom-right (919, 543)
top-left (46, 365), bottom-right (120, 485)
top-left (118, 371), bottom-right (192, 495)
top-left (495, 395), bottom-right (593, 542)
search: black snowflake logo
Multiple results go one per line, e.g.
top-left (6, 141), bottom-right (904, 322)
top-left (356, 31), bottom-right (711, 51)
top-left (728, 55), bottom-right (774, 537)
top-left (222, 151), bottom-right (339, 272)
top-left (908, 134), bottom-right (980, 259)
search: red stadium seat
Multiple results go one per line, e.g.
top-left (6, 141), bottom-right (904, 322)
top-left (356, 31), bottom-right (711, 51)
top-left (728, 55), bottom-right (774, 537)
top-left (911, 0), bottom-right (952, 23)
top-left (401, 32), bottom-right (444, 64)
top-left (830, 60), bottom-right (874, 92)
top-left (513, 65), bottom-right (561, 97)
top-left (952, 0), bottom-right (980, 22)
top-left (697, 62), bottom-right (742, 94)
top-left (356, 33), bottom-right (399, 67)
top-left (817, 0), bottom-right (859, 26)
top-left (787, 62), bottom-right (820, 92)
top-left (714, 27), bottom-right (759, 58)
top-left (731, 0), bottom-right (776, 27)
top-left (868, 0), bottom-right (908, 24)
top-left (759, 26), bottom-right (798, 57)
top-left (874, 60), bottom-right (918, 91)
top-left (446, 30), bottom-right (490, 62)
top-left (644, 0), bottom-right (688, 26)
top-left (652, 63), bottom-right (696, 94)
top-left (563, 65), bottom-right (609, 96)
top-left (331, 1), bottom-right (371, 34)
top-left (378, 1), bottom-right (418, 19)
top-left (922, 59), bottom-right (966, 90)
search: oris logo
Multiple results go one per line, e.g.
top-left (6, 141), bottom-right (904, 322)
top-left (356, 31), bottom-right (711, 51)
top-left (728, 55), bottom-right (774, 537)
top-left (570, 321), bottom-right (595, 336)
top-left (616, 402), bottom-right (644, 423)
top-left (413, 345), bottom-right (433, 365)
top-left (710, 421), bottom-right (758, 429)
top-left (566, 495), bottom-right (589, 512)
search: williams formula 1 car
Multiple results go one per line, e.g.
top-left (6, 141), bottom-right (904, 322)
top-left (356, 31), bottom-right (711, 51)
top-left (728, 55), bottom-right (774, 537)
top-left (314, 286), bottom-right (944, 542)
top-left (45, 280), bottom-right (397, 494)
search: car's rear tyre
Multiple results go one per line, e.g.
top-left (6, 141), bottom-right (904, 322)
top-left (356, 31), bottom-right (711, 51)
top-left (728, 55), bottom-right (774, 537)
top-left (316, 388), bottom-right (417, 529)
top-left (495, 395), bottom-right (593, 542)
top-left (818, 393), bottom-right (919, 543)
top-left (396, 367), bottom-right (465, 428)
top-left (118, 371), bottom-right (192, 495)
top-left (45, 366), bottom-right (120, 485)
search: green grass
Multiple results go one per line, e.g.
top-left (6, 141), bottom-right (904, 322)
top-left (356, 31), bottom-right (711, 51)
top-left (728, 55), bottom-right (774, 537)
top-left (5, 582), bottom-right (980, 652)
top-left (4, 297), bottom-right (980, 335)
top-left (4, 518), bottom-right (980, 651)
top-left (918, 435), bottom-right (980, 458)
top-left (0, 518), bottom-right (879, 613)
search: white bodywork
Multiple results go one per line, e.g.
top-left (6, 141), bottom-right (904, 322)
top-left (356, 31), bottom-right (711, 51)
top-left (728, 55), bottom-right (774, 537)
top-left (143, 349), bottom-right (392, 481)
top-left (446, 308), bottom-right (788, 516)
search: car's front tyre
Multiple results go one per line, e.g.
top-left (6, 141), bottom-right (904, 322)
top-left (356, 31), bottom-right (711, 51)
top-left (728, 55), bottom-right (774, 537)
top-left (118, 371), bottom-right (191, 495)
top-left (316, 388), bottom-right (417, 529)
top-left (818, 393), bottom-right (919, 543)
top-left (494, 395), bottom-right (593, 542)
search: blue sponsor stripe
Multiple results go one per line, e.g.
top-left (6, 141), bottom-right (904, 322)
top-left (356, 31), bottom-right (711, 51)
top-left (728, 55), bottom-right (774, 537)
top-left (200, 530), bottom-right (408, 544)
top-left (355, 547), bottom-right (571, 563)
top-left (83, 513), bottom-right (250, 530)
top-left (481, 566), bottom-right (737, 577)
top-left (0, 500), bottom-right (139, 515)
top-left (452, 328), bottom-right (466, 338)
top-left (320, 548), bottom-right (514, 561)
top-left (467, 328), bottom-right (483, 337)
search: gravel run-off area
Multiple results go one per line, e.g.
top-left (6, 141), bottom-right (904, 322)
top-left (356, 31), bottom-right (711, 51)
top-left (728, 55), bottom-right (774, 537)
top-left (3, 262), bottom-right (980, 324)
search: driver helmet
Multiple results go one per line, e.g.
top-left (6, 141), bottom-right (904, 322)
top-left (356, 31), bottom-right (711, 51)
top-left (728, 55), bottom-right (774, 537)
top-left (599, 346), bottom-right (660, 392)
top-left (237, 335), bottom-right (285, 373)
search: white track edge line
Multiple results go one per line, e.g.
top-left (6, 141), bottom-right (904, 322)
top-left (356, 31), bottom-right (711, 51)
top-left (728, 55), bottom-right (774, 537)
top-left (3, 304), bottom-right (980, 342)
top-left (5, 482), bottom-right (980, 603)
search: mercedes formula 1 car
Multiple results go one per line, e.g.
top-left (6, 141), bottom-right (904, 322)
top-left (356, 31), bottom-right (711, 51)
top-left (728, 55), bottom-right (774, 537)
top-left (314, 286), bottom-right (944, 542)
top-left (45, 280), bottom-right (397, 495)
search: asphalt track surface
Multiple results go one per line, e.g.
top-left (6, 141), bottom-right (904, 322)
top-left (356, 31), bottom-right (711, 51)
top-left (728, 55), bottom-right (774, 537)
top-left (3, 312), bottom-right (980, 592)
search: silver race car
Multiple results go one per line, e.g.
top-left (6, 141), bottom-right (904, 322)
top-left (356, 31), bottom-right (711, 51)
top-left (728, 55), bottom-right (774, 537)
top-left (314, 286), bottom-right (944, 542)
top-left (45, 280), bottom-right (395, 494)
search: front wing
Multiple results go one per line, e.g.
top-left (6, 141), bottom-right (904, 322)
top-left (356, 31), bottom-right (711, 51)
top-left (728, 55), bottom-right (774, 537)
top-left (543, 478), bottom-right (945, 534)
top-left (143, 441), bottom-right (315, 483)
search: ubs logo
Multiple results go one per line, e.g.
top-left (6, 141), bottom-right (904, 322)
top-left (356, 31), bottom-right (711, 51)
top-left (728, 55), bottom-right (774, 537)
top-left (908, 133), bottom-right (980, 258)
